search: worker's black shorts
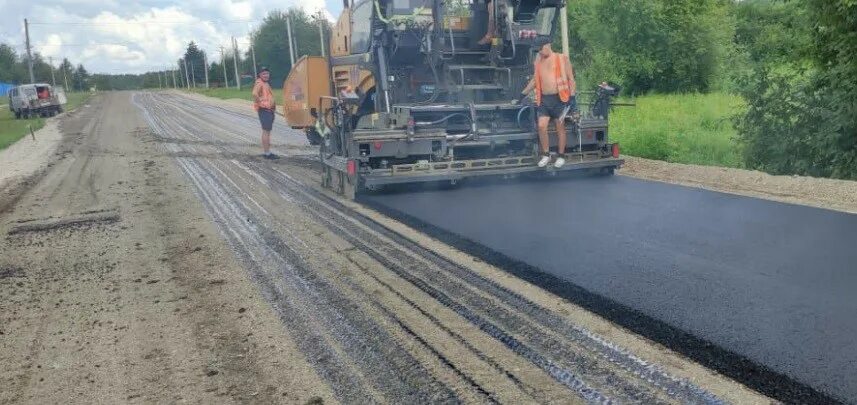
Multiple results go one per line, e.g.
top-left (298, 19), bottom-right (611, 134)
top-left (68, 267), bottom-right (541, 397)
top-left (537, 94), bottom-right (577, 120)
top-left (258, 108), bottom-right (275, 131)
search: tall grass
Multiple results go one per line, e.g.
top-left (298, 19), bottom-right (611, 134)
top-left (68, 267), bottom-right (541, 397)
top-left (609, 93), bottom-right (744, 167)
top-left (0, 92), bottom-right (91, 151)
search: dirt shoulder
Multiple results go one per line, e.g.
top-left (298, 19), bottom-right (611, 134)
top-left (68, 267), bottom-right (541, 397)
top-left (0, 92), bottom-right (333, 404)
top-left (620, 155), bottom-right (857, 214)
top-left (0, 103), bottom-right (92, 214)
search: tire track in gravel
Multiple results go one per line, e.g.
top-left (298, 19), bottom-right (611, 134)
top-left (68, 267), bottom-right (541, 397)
top-left (134, 92), bottom-right (468, 404)
top-left (131, 91), bottom-right (767, 404)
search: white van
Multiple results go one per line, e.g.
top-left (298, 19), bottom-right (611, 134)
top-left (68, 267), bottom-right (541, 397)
top-left (7, 83), bottom-right (67, 119)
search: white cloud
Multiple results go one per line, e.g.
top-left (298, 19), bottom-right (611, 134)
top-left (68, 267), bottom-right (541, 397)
top-left (2, 0), bottom-right (339, 74)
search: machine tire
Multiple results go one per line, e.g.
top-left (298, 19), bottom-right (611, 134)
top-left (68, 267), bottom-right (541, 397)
top-left (13, 110), bottom-right (21, 119)
top-left (600, 166), bottom-right (616, 176)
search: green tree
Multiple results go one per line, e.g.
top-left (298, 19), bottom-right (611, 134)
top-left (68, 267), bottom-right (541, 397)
top-left (736, 0), bottom-right (857, 179)
top-left (250, 9), bottom-right (329, 86)
top-left (0, 44), bottom-right (23, 83)
top-left (72, 64), bottom-right (89, 91)
top-left (566, 0), bottom-right (733, 94)
top-left (182, 41), bottom-right (207, 87)
top-left (58, 58), bottom-right (74, 90)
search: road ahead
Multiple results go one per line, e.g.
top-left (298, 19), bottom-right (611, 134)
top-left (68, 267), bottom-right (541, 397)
top-left (0, 91), bottom-right (815, 404)
top-left (364, 169), bottom-right (857, 403)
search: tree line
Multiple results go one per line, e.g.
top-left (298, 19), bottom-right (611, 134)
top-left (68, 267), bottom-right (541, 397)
top-left (0, 44), bottom-right (92, 91)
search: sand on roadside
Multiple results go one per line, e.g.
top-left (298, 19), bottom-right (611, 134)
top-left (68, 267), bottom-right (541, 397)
top-left (620, 156), bottom-right (857, 214)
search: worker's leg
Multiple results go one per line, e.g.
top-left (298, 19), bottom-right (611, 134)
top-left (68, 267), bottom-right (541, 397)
top-left (553, 117), bottom-right (568, 168)
top-left (537, 116), bottom-right (551, 154)
top-left (262, 129), bottom-right (271, 154)
top-left (536, 115), bottom-right (552, 167)
top-left (555, 118), bottom-right (567, 155)
top-left (478, 0), bottom-right (495, 45)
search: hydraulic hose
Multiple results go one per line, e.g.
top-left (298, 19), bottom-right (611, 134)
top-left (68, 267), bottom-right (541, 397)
top-left (516, 105), bottom-right (533, 130)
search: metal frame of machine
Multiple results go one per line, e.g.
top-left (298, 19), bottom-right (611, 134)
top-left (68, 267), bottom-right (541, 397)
top-left (283, 0), bottom-right (623, 198)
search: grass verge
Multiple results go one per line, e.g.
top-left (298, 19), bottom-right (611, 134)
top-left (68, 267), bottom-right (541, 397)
top-left (188, 87), bottom-right (285, 107)
top-left (0, 92), bottom-right (91, 151)
top-left (609, 92), bottom-right (745, 168)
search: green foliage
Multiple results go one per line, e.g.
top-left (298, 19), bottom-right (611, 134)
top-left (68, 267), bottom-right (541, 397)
top-left (250, 9), bottom-right (330, 87)
top-left (0, 44), bottom-right (75, 88)
top-left (735, 0), bottom-right (857, 179)
top-left (567, 0), bottom-right (733, 94)
top-left (181, 42), bottom-right (208, 87)
top-left (610, 93), bottom-right (744, 167)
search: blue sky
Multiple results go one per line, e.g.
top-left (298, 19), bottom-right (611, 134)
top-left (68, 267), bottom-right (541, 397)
top-left (0, 0), bottom-right (341, 74)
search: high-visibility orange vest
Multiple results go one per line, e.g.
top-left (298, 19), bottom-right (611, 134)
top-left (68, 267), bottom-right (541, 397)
top-left (534, 53), bottom-right (571, 106)
top-left (253, 79), bottom-right (275, 111)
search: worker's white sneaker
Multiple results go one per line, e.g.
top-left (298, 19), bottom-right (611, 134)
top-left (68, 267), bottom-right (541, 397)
top-left (554, 155), bottom-right (566, 168)
top-left (537, 154), bottom-right (551, 168)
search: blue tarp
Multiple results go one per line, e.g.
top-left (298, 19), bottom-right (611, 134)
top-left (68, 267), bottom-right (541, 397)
top-left (0, 82), bottom-right (15, 96)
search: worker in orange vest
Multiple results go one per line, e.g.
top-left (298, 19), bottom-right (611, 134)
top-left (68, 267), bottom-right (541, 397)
top-left (252, 66), bottom-right (277, 159)
top-left (517, 40), bottom-right (577, 168)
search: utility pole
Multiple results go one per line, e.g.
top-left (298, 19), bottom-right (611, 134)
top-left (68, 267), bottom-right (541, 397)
top-left (190, 60), bottom-right (196, 88)
top-left (182, 59), bottom-right (190, 89)
top-left (317, 11), bottom-right (326, 58)
top-left (48, 56), bottom-right (56, 86)
top-left (220, 46), bottom-right (229, 88)
top-left (62, 61), bottom-right (69, 92)
top-left (286, 13), bottom-right (296, 66)
top-left (560, 4), bottom-right (569, 57)
top-left (203, 53), bottom-right (210, 88)
top-left (250, 40), bottom-right (258, 78)
top-left (231, 37), bottom-right (241, 90)
top-left (171, 67), bottom-right (177, 89)
top-left (24, 19), bottom-right (35, 83)
top-left (157, 70), bottom-right (162, 89)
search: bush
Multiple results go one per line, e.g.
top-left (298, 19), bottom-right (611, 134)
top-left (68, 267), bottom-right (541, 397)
top-left (566, 0), bottom-right (733, 95)
top-left (735, 0), bottom-right (857, 179)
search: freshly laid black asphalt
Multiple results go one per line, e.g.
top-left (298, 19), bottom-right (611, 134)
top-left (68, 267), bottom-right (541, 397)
top-left (363, 174), bottom-right (857, 403)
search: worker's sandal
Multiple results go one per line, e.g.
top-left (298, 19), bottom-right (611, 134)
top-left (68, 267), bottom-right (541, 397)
top-left (537, 154), bottom-right (552, 168)
top-left (554, 155), bottom-right (567, 168)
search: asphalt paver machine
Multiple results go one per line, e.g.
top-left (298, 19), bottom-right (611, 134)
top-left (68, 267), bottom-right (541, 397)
top-left (283, 0), bottom-right (623, 198)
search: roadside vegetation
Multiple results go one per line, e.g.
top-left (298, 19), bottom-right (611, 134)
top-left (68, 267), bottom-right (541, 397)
top-left (567, 0), bottom-right (856, 178)
top-left (609, 93), bottom-right (744, 168)
top-left (0, 92), bottom-right (90, 150)
top-left (189, 87), bottom-right (285, 107)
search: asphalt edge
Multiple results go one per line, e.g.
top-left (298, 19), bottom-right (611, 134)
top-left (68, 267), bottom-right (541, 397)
top-left (357, 196), bottom-right (844, 405)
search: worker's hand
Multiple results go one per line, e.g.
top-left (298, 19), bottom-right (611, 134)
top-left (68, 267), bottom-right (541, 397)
top-left (512, 93), bottom-right (527, 105)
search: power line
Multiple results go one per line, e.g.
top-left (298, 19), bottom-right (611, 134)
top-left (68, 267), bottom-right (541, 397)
top-left (27, 19), bottom-right (259, 26)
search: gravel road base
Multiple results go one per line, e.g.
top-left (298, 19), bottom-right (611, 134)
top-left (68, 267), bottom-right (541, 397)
top-left (0, 93), bottom-right (334, 404)
top-left (621, 156), bottom-right (857, 214)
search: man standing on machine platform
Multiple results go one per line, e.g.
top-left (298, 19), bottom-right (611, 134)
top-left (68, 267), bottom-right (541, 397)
top-left (516, 39), bottom-right (577, 168)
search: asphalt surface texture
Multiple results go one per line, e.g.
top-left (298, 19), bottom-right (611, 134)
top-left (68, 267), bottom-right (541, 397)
top-left (362, 173), bottom-right (857, 403)
top-left (122, 91), bottom-right (775, 404)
